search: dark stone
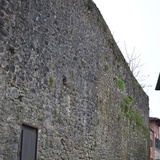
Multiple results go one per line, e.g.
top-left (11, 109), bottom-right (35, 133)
top-left (62, 75), bottom-right (67, 85)
top-left (0, 17), bottom-right (5, 26)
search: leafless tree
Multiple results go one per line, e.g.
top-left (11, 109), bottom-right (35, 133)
top-left (123, 42), bottom-right (151, 89)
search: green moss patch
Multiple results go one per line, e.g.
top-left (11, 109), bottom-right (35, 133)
top-left (49, 76), bottom-right (54, 92)
top-left (120, 96), bottom-right (148, 137)
top-left (115, 76), bottom-right (125, 91)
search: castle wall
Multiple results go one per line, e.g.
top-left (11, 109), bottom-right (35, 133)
top-left (0, 0), bottom-right (149, 159)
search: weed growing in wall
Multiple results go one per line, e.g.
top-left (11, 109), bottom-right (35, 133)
top-left (120, 96), bottom-right (149, 137)
top-left (49, 76), bottom-right (54, 92)
top-left (114, 76), bottom-right (125, 91)
top-left (53, 107), bottom-right (58, 118)
top-left (105, 64), bottom-right (110, 72)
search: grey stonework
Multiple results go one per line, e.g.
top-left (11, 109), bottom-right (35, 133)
top-left (155, 149), bottom-right (160, 160)
top-left (0, 0), bottom-right (149, 160)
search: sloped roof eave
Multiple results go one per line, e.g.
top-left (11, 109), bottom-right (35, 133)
top-left (155, 73), bottom-right (160, 90)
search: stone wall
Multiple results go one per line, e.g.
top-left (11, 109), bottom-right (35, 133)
top-left (155, 150), bottom-right (160, 160)
top-left (0, 0), bottom-right (149, 159)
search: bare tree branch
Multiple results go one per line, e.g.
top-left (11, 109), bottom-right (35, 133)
top-left (123, 42), bottom-right (151, 89)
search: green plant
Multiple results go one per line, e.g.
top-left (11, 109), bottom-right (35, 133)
top-left (49, 76), bottom-right (54, 91)
top-left (133, 109), bottom-right (149, 137)
top-left (105, 64), bottom-right (110, 72)
top-left (120, 96), bottom-right (149, 137)
top-left (88, 0), bottom-right (93, 11)
top-left (121, 96), bottom-right (134, 116)
top-left (53, 107), bottom-right (58, 117)
top-left (115, 77), bottom-right (125, 91)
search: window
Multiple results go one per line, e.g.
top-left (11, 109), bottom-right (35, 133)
top-left (159, 140), bottom-right (160, 150)
top-left (155, 138), bottom-right (159, 149)
top-left (20, 124), bottom-right (38, 160)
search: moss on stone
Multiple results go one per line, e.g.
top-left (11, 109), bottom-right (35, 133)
top-left (105, 64), bottom-right (110, 72)
top-left (87, 0), bottom-right (93, 11)
top-left (53, 107), bottom-right (58, 117)
top-left (115, 76), bottom-right (125, 91)
top-left (49, 76), bottom-right (54, 92)
top-left (120, 96), bottom-right (149, 138)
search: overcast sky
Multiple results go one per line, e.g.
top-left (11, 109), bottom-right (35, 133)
top-left (93, 0), bottom-right (160, 118)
